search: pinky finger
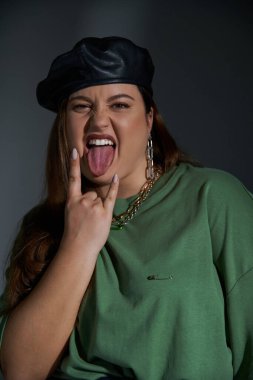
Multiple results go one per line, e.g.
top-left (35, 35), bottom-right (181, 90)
top-left (104, 174), bottom-right (119, 212)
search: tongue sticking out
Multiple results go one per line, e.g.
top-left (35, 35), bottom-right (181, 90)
top-left (87, 146), bottom-right (115, 176)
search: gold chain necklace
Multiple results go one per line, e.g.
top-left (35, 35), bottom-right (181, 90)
top-left (111, 170), bottom-right (161, 230)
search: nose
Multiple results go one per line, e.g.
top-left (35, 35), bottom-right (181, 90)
top-left (89, 106), bottom-right (110, 129)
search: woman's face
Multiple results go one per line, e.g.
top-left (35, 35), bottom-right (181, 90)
top-left (66, 83), bottom-right (153, 187)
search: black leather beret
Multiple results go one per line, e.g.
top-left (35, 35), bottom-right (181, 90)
top-left (36, 36), bottom-right (155, 112)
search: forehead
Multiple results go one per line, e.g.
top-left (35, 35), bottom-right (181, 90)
top-left (69, 83), bottom-right (141, 100)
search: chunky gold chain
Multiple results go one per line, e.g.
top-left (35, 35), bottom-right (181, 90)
top-left (111, 170), bottom-right (161, 230)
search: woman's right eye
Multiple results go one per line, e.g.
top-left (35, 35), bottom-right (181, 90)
top-left (72, 104), bottom-right (92, 112)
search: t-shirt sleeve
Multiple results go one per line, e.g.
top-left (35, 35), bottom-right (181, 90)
top-left (226, 268), bottom-right (253, 379)
top-left (206, 170), bottom-right (253, 379)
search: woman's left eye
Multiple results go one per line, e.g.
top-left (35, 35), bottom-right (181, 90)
top-left (111, 103), bottom-right (129, 109)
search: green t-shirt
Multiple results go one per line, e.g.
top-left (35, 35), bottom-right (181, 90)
top-left (2, 163), bottom-right (253, 379)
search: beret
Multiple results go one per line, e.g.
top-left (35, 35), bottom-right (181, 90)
top-left (36, 36), bottom-right (155, 112)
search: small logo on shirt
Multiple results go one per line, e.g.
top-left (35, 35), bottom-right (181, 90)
top-left (147, 274), bottom-right (173, 280)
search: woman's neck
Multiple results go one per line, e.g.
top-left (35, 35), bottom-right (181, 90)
top-left (85, 170), bottom-right (148, 200)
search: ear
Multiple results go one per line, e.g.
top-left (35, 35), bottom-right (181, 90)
top-left (146, 107), bottom-right (153, 133)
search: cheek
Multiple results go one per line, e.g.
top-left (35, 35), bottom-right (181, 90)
top-left (66, 119), bottom-right (85, 153)
top-left (118, 115), bottom-right (149, 154)
top-left (131, 113), bottom-right (150, 141)
top-left (119, 112), bottom-right (150, 136)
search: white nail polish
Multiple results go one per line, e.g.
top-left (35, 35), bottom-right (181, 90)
top-left (71, 148), bottom-right (78, 160)
top-left (113, 174), bottom-right (119, 183)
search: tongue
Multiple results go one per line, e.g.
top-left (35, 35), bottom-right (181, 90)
top-left (87, 146), bottom-right (115, 176)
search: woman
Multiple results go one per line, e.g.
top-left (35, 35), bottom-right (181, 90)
top-left (0, 37), bottom-right (252, 380)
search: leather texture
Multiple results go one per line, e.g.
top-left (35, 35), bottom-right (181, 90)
top-left (36, 36), bottom-right (154, 112)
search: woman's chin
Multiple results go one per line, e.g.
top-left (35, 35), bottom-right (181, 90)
top-left (84, 169), bottom-right (117, 186)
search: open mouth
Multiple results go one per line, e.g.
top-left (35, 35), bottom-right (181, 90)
top-left (86, 136), bottom-right (116, 177)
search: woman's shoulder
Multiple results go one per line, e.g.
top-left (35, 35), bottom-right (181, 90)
top-left (178, 162), bottom-right (242, 184)
top-left (175, 162), bottom-right (252, 200)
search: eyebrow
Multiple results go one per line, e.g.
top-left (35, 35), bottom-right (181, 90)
top-left (107, 93), bottom-right (135, 102)
top-left (69, 93), bottom-right (135, 102)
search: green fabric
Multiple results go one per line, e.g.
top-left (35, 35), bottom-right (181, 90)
top-left (3, 163), bottom-right (253, 379)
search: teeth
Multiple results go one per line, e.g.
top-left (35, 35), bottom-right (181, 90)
top-left (88, 139), bottom-right (114, 146)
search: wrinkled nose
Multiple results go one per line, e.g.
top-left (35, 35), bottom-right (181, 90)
top-left (89, 107), bottom-right (110, 129)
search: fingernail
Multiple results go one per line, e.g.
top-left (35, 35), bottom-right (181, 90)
top-left (71, 148), bottom-right (78, 160)
top-left (112, 174), bottom-right (119, 183)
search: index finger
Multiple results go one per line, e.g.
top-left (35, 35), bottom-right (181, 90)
top-left (68, 148), bottom-right (82, 199)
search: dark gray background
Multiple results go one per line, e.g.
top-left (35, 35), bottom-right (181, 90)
top-left (0, 0), bottom-right (252, 292)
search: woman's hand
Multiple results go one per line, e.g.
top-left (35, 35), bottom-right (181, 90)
top-left (0, 148), bottom-right (118, 380)
top-left (60, 148), bottom-right (119, 256)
